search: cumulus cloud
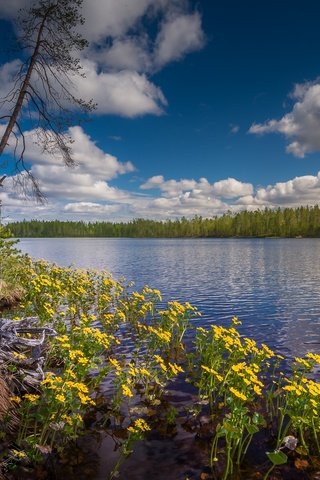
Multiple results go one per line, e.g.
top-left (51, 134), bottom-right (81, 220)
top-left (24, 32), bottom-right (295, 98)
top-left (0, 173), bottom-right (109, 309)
top-left (0, 124), bottom-right (135, 209)
top-left (6, 125), bottom-right (134, 180)
top-left (75, 60), bottom-right (167, 117)
top-left (80, 1), bottom-right (205, 70)
top-left (249, 80), bottom-right (320, 157)
top-left (154, 12), bottom-right (205, 68)
top-left (139, 194), bottom-right (227, 218)
top-left (64, 202), bottom-right (122, 214)
top-left (3, 161), bottom-right (320, 221)
top-left (81, 0), bottom-right (155, 42)
top-left (141, 175), bottom-right (253, 199)
top-left (94, 36), bottom-right (152, 72)
top-left (255, 173), bottom-right (320, 206)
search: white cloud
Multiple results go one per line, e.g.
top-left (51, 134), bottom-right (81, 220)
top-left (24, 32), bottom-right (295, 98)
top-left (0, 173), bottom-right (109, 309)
top-left (141, 175), bottom-right (197, 196)
top-left (154, 12), bottom-right (205, 68)
top-left (80, 0), bottom-right (205, 69)
top-left (81, 0), bottom-right (155, 41)
top-left (64, 202), bottom-right (122, 214)
top-left (0, 56), bottom-right (167, 118)
top-left (249, 80), bottom-right (320, 157)
top-left (141, 175), bottom-right (253, 199)
top-left (7, 125), bottom-right (134, 180)
top-left (75, 60), bottom-right (167, 117)
top-left (94, 36), bottom-right (152, 72)
top-left (212, 178), bottom-right (253, 198)
top-left (0, 124), bottom-right (136, 208)
top-left (3, 161), bottom-right (320, 221)
top-left (255, 173), bottom-right (320, 205)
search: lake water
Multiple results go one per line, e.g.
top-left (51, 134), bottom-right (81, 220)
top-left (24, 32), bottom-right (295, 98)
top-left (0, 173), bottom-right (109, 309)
top-left (17, 237), bottom-right (320, 359)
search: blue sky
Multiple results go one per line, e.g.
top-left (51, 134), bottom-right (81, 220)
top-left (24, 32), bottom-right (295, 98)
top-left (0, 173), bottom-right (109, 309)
top-left (1, 0), bottom-right (320, 222)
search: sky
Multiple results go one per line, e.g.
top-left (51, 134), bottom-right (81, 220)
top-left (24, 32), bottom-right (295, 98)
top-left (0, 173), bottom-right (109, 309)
top-left (1, 0), bottom-right (320, 222)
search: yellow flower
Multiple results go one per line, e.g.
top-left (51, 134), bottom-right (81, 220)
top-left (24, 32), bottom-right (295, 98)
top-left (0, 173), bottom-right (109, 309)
top-left (55, 394), bottom-right (66, 403)
top-left (73, 382), bottom-right (89, 393)
top-left (78, 392), bottom-right (95, 405)
top-left (231, 316), bottom-right (242, 325)
top-left (128, 418), bottom-right (151, 433)
top-left (231, 362), bottom-right (246, 373)
top-left (117, 311), bottom-right (126, 321)
top-left (306, 352), bottom-right (320, 364)
top-left (78, 357), bottom-right (89, 365)
top-left (129, 366), bottom-right (139, 377)
top-left (159, 362), bottom-right (167, 372)
top-left (134, 418), bottom-right (151, 431)
top-left (201, 365), bottom-right (223, 381)
top-left (283, 385), bottom-right (296, 392)
top-left (294, 357), bottom-right (312, 369)
top-left (261, 343), bottom-right (275, 358)
top-left (122, 384), bottom-right (134, 398)
top-left (168, 362), bottom-right (184, 375)
top-left (12, 352), bottom-right (27, 360)
top-left (70, 349), bottom-right (84, 358)
top-left (109, 358), bottom-right (121, 370)
top-left (253, 385), bottom-right (262, 396)
top-left (24, 394), bottom-right (40, 403)
top-left (61, 414), bottom-right (73, 425)
top-left (65, 368), bottom-right (76, 379)
top-left (11, 449), bottom-right (27, 459)
top-left (229, 387), bottom-right (248, 402)
top-left (132, 292), bottom-right (145, 302)
top-left (10, 396), bottom-right (22, 404)
top-left (148, 326), bottom-right (171, 342)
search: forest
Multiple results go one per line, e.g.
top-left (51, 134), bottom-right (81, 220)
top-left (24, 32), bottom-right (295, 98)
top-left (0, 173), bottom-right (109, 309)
top-left (7, 205), bottom-right (320, 238)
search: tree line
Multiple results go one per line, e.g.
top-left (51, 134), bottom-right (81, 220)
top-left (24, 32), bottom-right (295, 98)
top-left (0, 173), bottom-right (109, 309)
top-left (7, 205), bottom-right (320, 238)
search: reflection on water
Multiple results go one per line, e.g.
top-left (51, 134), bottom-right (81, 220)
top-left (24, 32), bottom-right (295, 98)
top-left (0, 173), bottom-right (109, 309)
top-left (17, 237), bottom-right (320, 359)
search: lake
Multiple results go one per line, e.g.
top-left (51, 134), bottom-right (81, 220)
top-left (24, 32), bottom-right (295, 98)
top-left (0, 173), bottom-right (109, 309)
top-left (16, 237), bottom-right (320, 359)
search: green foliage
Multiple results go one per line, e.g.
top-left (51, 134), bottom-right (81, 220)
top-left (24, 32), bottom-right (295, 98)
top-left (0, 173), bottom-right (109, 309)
top-left (8, 205), bottom-right (320, 238)
top-left (266, 450), bottom-right (288, 465)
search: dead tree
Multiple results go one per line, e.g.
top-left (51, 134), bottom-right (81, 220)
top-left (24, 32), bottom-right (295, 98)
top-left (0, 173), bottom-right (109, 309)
top-left (0, 0), bottom-right (95, 200)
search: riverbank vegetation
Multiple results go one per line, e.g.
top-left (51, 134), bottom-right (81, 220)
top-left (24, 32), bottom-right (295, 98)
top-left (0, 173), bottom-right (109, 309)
top-left (8, 205), bottom-right (320, 238)
top-left (1, 232), bottom-right (320, 479)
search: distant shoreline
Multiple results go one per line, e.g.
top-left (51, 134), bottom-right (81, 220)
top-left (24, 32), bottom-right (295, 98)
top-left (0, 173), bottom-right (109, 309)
top-left (7, 205), bottom-right (320, 238)
top-left (12, 235), bottom-right (319, 239)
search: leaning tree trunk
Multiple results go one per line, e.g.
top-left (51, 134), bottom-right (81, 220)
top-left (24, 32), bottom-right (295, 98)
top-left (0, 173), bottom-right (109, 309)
top-left (0, 5), bottom-right (56, 157)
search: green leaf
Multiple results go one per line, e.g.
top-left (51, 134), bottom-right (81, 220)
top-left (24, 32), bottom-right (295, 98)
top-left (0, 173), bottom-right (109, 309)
top-left (246, 424), bottom-right (259, 434)
top-left (253, 412), bottom-right (266, 426)
top-left (266, 450), bottom-right (288, 465)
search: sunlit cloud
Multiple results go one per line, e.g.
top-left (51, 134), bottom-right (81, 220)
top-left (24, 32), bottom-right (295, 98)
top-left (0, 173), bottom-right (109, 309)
top-left (249, 79), bottom-right (320, 157)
